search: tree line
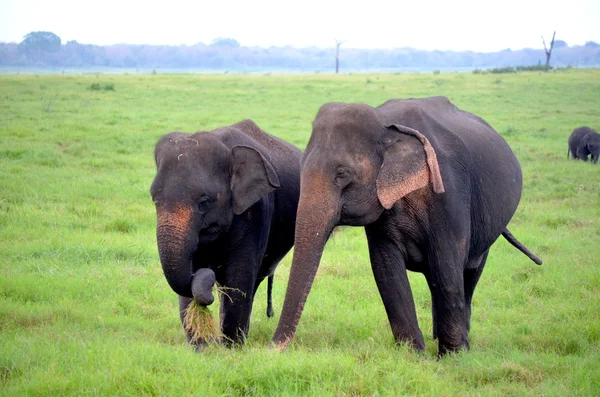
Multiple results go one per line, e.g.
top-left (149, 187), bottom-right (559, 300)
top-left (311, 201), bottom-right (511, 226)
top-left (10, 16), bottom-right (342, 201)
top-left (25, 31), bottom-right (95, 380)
top-left (1, 32), bottom-right (599, 72)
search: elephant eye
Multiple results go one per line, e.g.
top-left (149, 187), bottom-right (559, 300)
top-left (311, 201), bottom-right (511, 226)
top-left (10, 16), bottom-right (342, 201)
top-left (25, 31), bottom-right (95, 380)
top-left (197, 196), bottom-right (210, 212)
top-left (335, 167), bottom-right (353, 187)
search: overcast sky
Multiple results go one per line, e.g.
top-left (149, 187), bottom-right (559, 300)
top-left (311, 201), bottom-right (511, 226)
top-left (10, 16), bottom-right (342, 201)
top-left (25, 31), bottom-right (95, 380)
top-left (1, 0), bottom-right (599, 52)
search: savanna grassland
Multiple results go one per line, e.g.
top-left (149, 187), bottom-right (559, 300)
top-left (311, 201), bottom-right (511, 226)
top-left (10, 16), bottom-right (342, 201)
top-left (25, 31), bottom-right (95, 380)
top-left (1, 70), bottom-right (599, 396)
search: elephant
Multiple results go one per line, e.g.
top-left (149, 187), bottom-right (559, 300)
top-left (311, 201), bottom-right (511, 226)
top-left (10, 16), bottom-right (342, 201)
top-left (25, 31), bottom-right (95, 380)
top-left (150, 119), bottom-right (301, 347)
top-left (568, 126), bottom-right (600, 163)
top-left (271, 96), bottom-right (542, 356)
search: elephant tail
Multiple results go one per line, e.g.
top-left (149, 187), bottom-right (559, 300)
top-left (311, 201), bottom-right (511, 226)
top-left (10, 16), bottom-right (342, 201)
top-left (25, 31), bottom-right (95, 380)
top-left (266, 275), bottom-right (274, 318)
top-left (501, 228), bottom-right (543, 265)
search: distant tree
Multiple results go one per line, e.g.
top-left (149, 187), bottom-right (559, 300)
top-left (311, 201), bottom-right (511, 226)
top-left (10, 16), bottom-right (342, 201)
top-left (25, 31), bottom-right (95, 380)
top-left (2, 36), bottom-right (600, 70)
top-left (542, 31), bottom-right (556, 67)
top-left (335, 39), bottom-right (346, 74)
top-left (19, 31), bottom-right (61, 53)
top-left (211, 38), bottom-right (240, 47)
top-left (554, 40), bottom-right (568, 48)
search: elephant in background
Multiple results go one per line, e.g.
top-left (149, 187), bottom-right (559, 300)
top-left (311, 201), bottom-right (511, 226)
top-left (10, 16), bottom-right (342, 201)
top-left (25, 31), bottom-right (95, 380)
top-left (568, 126), bottom-right (600, 164)
top-left (271, 97), bottom-right (542, 356)
top-left (150, 119), bottom-right (301, 347)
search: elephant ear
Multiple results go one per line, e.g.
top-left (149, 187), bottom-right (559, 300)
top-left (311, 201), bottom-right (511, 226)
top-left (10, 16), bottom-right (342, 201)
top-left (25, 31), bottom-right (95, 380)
top-left (231, 145), bottom-right (280, 215)
top-left (376, 124), bottom-right (445, 210)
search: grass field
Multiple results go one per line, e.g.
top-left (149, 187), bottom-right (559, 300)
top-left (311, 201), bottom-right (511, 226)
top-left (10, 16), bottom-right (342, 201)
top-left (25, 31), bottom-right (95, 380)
top-left (1, 70), bottom-right (599, 396)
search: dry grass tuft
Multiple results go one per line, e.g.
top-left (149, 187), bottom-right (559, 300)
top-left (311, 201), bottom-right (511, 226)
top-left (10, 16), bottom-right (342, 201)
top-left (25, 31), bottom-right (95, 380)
top-left (183, 300), bottom-right (221, 343)
top-left (182, 284), bottom-right (240, 344)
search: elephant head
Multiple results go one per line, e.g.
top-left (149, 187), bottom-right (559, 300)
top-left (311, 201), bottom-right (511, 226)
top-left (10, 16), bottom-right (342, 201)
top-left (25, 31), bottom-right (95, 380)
top-left (584, 133), bottom-right (600, 164)
top-left (150, 132), bottom-right (280, 298)
top-left (271, 103), bottom-right (444, 349)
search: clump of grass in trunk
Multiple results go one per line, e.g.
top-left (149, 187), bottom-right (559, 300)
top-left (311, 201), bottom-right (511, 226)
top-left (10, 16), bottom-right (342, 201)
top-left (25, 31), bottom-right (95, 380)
top-left (183, 285), bottom-right (238, 344)
top-left (183, 300), bottom-right (221, 343)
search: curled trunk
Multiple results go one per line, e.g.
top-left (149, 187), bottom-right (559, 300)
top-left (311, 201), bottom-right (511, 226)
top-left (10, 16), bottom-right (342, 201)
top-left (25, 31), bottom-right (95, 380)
top-left (191, 268), bottom-right (216, 305)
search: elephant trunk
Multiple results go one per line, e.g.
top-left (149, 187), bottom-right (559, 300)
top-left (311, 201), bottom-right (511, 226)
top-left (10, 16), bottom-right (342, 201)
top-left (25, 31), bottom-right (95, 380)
top-left (271, 172), bottom-right (339, 349)
top-left (191, 268), bottom-right (216, 306)
top-left (156, 203), bottom-right (198, 298)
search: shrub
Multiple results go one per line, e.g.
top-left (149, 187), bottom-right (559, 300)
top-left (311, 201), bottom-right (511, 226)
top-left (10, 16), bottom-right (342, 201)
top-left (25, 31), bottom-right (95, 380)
top-left (89, 83), bottom-right (115, 91)
top-left (489, 66), bottom-right (517, 74)
top-left (476, 64), bottom-right (555, 74)
top-left (515, 64), bottom-right (553, 72)
top-left (554, 65), bottom-right (573, 71)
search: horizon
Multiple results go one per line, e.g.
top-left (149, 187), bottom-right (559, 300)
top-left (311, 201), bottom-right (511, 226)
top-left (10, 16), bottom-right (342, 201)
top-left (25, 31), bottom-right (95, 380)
top-left (1, 0), bottom-right (599, 53)
top-left (2, 36), bottom-right (598, 53)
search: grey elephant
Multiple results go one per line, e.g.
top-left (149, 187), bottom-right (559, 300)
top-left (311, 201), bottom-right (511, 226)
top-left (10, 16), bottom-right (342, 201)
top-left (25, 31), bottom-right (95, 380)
top-left (271, 97), bottom-right (542, 356)
top-left (150, 119), bottom-right (301, 347)
top-left (568, 126), bottom-right (600, 163)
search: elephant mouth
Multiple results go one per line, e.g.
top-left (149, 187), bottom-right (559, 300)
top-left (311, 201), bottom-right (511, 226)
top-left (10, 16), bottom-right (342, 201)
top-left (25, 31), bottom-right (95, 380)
top-left (199, 225), bottom-right (222, 241)
top-left (204, 225), bottom-right (221, 234)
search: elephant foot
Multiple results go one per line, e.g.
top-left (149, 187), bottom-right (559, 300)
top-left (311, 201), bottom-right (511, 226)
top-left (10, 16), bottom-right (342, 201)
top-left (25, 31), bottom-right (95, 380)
top-left (187, 335), bottom-right (229, 352)
top-left (437, 338), bottom-right (470, 357)
top-left (391, 324), bottom-right (425, 351)
top-left (268, 339), bottom-right (291, 353)
top-left (392, 333), bottom-right (426, 351)
top-left (187, 338), bottom-right (208, 352)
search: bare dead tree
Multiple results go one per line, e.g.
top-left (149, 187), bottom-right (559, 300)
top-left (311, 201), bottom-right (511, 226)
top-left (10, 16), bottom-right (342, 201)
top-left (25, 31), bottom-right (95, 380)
top-left (542, 31), bottom-right (556, 67)
top-left (335, 39), bottom-right (346, 74)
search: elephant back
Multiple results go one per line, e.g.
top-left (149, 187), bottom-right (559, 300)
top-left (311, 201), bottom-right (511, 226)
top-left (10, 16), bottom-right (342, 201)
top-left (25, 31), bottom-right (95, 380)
top-left (212, 120), bottom-right (301, 174)
top-left (377, 96), bottom-right (523, 252)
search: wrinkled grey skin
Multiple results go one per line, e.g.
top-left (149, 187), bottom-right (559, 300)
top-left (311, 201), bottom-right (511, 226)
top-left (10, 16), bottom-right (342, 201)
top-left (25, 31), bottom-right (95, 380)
top-left (271, 97), bottom-right (541, 356)
top-left (150, 119), bottom-right (301, 348)
top-left (191, 268), bottom-right (216, 306)
top-left (568, 126), bottom-right (600, 164)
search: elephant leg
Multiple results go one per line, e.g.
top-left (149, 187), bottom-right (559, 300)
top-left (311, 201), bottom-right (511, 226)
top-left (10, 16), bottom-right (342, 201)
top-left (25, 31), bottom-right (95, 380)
top-left (251, 274), bottom-right (274, 318)
top-left (219, 257), bottom-right (260, 346)
top-left (365, 225), bottom-right (425, 350)
top-left (423, 274), bottom-right (438, 340)
top-left (463, 250), bottom-right (489, 332)
top-left (426, 247), bottom-right (469, 355)
top-left (267, 275), bottom-right (274, 318)
top-left (260, 233), bottom-right (292, 319)
top-left (425, 250), bottom-right (481, 343)
top-left (220, 290), bottom-right (254, 345)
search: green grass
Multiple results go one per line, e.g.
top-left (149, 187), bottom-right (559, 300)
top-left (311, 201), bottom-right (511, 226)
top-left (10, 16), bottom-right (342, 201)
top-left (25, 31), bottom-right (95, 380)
top-left (1, 70), bottom-right (599, 396)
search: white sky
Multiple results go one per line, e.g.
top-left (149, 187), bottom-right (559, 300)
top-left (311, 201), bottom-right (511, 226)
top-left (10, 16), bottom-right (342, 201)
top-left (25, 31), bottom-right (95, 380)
top-left (1, 0), bottom-right (599, 52)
